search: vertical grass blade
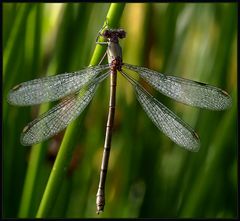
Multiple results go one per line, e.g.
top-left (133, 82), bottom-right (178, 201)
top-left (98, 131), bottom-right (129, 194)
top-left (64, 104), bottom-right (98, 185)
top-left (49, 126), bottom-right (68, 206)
top-left (36, 3), bottom-right (125, 217)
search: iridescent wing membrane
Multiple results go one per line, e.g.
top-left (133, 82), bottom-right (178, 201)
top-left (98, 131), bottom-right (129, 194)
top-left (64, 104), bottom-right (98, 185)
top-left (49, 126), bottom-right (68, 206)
top-left (8, 65), bottom-right (110, 145)
top-left (124, 64), bottom-right (232, 110)
top-left (8, 63), bottom-right (232, 150)
top-left (121, 64), bottom-right (232, 151)
top-left (8, 65), bottom-right (109, 106)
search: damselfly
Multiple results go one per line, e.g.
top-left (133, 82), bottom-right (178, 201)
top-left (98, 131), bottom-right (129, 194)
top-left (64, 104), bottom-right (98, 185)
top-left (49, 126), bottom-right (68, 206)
top-left (7, 27), bottom-right (232, 213)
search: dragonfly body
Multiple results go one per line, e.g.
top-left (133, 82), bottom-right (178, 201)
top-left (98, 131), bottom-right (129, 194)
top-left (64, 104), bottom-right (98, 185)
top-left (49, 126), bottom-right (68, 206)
top-left (7, 27), bottom-right (232, 214)
top-left (95, 29), bottom-right (126, 213)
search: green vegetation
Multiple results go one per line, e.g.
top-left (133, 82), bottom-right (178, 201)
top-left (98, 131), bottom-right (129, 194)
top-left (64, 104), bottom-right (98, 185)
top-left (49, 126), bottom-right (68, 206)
top-left (3, 3), bottom-right (237, 218)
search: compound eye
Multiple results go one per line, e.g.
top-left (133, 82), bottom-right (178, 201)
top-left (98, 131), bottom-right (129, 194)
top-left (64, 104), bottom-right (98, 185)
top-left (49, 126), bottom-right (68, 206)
top-left (102, 29), bottom-right (110, 38)
top-left (118, 30), bottom-right (126, 39)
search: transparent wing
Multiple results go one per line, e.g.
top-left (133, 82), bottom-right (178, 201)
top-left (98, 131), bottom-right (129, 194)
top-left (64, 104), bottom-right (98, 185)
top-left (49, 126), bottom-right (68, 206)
top-left (120, 70), bottom-right (200, 152)
top-left (20, 71), bottom-right (110, 146)
top-left (8, 64), bottom-right (109, 106)
top-left (123, 64), bottom-right (232, 110)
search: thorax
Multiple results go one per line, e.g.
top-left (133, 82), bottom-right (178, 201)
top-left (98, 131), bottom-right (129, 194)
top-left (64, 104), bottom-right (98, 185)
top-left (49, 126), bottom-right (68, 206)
top-left (107, 42), bottom-right (122, 64)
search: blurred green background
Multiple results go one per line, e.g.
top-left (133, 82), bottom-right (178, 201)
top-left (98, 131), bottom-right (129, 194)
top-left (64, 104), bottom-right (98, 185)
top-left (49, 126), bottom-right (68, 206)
top-left (3, 3), bottom-right (237, 218)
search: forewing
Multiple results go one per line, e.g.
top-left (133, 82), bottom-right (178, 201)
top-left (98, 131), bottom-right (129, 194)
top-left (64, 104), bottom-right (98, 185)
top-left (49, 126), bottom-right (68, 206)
top-left (123, 64), bottom-right (232, 110)
top-left (20, 72), bottom-right (109, 146)
top-left (8, 64), bottom-right (109, 106)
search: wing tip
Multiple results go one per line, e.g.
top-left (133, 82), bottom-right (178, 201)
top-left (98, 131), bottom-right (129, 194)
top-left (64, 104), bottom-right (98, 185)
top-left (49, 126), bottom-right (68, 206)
top-left (7, 91), bottom-right (17, 105)
top-left (190, 131), bottom-right (200, 152)
top-left (20, 133), bottom-right (31, 146)
top-left (181, 131), bottom-right (200, 152)
top-left (191, 144), bottom-right (200, 152)
top-left (223, 92), bottom-right (232, 109)
top-left (183, 142), bottom-right (200, 152)
top-left (20, 126), bottom-right (35, 146)
top-left (7, 85), bottom-right (26, 106)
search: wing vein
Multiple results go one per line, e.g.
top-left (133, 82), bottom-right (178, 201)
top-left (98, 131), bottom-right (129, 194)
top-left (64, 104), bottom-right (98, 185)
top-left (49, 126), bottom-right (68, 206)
top-left (8, 64), bottom-right (109, 106)
top-left (20, 71), bottom-right (110, 145)
top-left (123, 63), bottom-right (232, 110)
top-left (120, 70), bottom-right (200, 151)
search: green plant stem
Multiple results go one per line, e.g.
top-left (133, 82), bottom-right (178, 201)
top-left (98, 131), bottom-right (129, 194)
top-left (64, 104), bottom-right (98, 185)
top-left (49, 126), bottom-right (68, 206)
top-left (3, 5), bottom-right (33, 80)
top-left (18, 106), bottom-right (48, 217)
top-left (17, 5), bottom-right (44, 217)
top-left (36, 3), bottom-right (125, 218)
